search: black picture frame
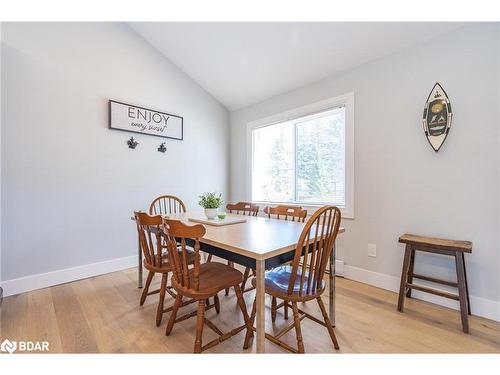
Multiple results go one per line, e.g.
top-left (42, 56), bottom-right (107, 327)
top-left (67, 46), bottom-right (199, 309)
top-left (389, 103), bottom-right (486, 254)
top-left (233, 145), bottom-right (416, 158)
top-left (108, 100), bottom-right (184, 141)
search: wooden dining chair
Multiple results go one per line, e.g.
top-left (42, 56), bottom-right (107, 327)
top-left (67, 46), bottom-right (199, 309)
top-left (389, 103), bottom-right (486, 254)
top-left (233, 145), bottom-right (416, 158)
top-left (264, 205), bottom-right (307, 222)
top-left (226, 202), bottom-right (260, 216)
top-left (244, 206), bottom-right (342, 353)
top-left (150, 195), bottom-right (212, 260)
top-left (225, 202), bottom-right (260, 295)
top-left (149, 194), bottom-right (210, 263)
top-left (149, 194), bottom-right (187, 216)
top-left (264, 205), bottom-right (308, 322)
top-left (137, 195), bottom-right (187, 308)
top-left (163, 219), bottom-right (253, 353)
top-left (142, 195), bottom-right (214, 307)
top-left (135, 211), bottom-right (218, 326)
top-left (134, 212), bottom-right (199, 326)
top-left (149, 195), bottom-right (212, 262)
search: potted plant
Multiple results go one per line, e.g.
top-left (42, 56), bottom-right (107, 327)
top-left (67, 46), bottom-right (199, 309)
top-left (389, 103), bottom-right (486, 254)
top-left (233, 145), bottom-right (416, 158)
top-left (198, 192), bottom-right (223, 219)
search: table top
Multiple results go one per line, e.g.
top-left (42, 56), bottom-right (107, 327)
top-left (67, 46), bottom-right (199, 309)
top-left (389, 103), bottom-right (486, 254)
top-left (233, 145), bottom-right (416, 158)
top-left (160, 211), bottom-right (345, 261)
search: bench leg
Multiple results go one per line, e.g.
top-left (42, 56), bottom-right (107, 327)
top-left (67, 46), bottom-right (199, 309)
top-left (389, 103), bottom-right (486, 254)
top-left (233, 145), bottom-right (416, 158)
top-left (397, 245), bottom-right (412, 312)
top-left (455, 253), bottom-right (470, 333)
top-left (406, 249), bottom-right (416, 298)
top-left (462, 252), bottom-right (471, 315)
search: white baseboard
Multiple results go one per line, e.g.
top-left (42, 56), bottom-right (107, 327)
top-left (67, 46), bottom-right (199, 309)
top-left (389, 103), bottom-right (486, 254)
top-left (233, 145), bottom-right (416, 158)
top-left (1, 255), bottom-right (137, 297)
top-left (343, 264), bottom-right (500, 322)
top-left (335, 259), bottom-right (345, 276)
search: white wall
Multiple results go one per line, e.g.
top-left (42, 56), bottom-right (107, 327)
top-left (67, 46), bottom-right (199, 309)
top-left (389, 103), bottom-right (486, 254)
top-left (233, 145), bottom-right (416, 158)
top-left (1, 23), bottom-right (229, 287)
top-left (230, 24), bottom-right (500, 319)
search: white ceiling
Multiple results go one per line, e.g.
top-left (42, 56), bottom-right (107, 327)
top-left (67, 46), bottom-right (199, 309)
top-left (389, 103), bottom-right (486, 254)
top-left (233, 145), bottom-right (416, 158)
top-left (129, 22), bottom-right (466, 111)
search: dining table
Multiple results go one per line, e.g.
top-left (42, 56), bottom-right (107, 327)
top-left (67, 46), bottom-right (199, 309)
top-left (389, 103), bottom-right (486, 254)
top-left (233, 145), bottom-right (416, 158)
top-left (132, 210), bottom-right (345, 353)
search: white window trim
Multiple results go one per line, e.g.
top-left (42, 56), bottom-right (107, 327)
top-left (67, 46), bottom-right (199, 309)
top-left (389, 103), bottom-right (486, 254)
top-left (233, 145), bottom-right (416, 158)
top-left (246, 93), bottom-right (355, 219)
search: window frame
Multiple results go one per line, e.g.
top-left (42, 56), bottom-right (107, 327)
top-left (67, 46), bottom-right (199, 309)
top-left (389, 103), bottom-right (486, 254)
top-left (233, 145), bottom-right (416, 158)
top-left (246, 93), bottom-right (355, 219)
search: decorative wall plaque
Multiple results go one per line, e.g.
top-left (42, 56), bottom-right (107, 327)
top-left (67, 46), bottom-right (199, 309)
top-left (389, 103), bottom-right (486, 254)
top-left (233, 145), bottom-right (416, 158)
top-left (422, 82), bottom-right (452, 152)
top-left (109, 100), bottom-right (183, 140)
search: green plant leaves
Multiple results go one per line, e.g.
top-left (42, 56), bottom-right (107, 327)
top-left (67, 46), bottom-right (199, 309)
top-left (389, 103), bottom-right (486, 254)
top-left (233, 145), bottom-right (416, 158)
top-left (198, 192), bottom-right (223, 209)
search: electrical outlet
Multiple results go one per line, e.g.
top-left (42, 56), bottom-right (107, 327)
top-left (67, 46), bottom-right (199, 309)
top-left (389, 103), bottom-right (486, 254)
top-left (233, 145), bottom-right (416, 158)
top-left (368, 243), bottom-right (377, 257)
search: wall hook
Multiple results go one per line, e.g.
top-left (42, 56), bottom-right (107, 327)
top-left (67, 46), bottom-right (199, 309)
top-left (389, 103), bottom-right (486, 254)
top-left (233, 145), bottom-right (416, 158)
top-left (157, 142), bottom-right (167, 153)
top-left (127, 137), bottom-right (138, 149)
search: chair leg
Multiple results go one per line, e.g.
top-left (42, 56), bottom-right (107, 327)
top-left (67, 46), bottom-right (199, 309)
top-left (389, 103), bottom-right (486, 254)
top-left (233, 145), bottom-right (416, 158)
top-left (165, 294), bottom-right (182, 336)
top-left (140, 271), bottom-right (154, 306)
top-left (284, 299), bottom-right (289, 320)
top-left (156, 272), bottom-right (168, 326)
top-left (194, 300), bottom-right (206, 353)
top-left (214, 293), bottom-right (220, 314)
top-left (271, 297), bottom-right (277, 323)
top-left (317, 297), bottom-right (340, 349)
top-left (225, 261), bottom-right (234, 295)
top-left (243, 297), bottom-right (257, 349)
top-left (241, 267), bottom-right (251, 291)
top-left (234, 285), bottom-right (253, 348)
top-left (292, 302), bottom-right (305, 353)
top-left (206, 253), bottom-right (213, 263)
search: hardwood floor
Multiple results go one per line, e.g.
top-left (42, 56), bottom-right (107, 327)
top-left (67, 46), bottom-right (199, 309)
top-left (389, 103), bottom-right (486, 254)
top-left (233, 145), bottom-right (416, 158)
top-left (1, 267), bottom-right (499, 353)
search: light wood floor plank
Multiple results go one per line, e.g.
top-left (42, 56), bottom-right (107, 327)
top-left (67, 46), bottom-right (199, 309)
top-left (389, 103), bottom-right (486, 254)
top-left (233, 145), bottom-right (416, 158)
top-left (2, 268), bottom-right (499, 354)
top-left (25, 288), bottom-right (63, 352)
top-left (1, 292), bottom-right (28, 342)
top-left (51, 283), bottom-right (99, 353)
top-left (72, 278), bottom-right (139, 353)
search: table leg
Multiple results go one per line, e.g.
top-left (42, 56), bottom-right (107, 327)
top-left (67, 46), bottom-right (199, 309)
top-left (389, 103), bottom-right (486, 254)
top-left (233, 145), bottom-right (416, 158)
top-left (329, 241), bottom-right (336, 326)
top-left (138, 234), bottom-right (143, 288)
top-left (255, 259), bottom-right (265, 353)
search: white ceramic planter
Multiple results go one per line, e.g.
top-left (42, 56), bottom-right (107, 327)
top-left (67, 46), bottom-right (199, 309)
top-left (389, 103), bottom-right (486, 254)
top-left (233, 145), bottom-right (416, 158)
top-left (204, 208), bottom-right (218, 220)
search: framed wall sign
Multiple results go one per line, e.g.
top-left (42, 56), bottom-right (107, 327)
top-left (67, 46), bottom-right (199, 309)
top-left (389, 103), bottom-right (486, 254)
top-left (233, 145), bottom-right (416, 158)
top-left (108, 100), bottom-right (183, 140)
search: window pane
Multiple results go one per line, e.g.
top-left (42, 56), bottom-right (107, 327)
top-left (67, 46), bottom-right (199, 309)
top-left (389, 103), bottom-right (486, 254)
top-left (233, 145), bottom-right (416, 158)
top-left (252, 122), bottom-right (294, 202)
top-left (296, 108), bottom-right (345, 206)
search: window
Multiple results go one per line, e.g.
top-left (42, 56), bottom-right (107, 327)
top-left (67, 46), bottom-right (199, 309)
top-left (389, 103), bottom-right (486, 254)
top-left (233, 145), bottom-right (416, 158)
top-left (247, 94), bottom-right (354, 218)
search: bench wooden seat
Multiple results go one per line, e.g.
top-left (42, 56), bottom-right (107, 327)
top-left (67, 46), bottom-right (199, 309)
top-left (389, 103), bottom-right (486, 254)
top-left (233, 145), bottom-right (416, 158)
top-left (399, 234), bottom-right (472, 252)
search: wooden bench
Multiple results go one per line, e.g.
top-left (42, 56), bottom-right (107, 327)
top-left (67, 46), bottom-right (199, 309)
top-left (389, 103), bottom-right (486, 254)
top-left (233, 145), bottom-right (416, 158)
top-left (397, 234), bottom-right (472, 333)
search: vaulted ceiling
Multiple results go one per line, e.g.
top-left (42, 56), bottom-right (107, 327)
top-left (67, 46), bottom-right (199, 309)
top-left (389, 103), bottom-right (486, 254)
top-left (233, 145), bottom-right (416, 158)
top-left (129, 22), bottom-right (466, 111)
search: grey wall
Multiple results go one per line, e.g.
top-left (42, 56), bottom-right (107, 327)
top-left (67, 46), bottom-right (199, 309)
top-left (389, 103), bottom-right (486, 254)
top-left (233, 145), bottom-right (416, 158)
top-left (229, 24), bottom-right (500, 306)
top-left (1, 23), bottom-right (229, 281)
